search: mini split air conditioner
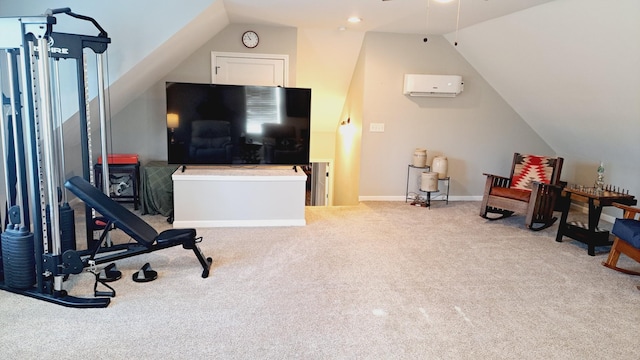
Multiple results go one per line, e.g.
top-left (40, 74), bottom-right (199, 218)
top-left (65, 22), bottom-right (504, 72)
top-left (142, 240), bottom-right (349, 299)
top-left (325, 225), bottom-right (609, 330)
top-left (403, 74), bottom-right (463, 97)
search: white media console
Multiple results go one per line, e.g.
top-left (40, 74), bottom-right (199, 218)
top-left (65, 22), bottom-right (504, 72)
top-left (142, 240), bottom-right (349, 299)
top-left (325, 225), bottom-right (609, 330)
top-left (172, 167), bottom-right (307, 228)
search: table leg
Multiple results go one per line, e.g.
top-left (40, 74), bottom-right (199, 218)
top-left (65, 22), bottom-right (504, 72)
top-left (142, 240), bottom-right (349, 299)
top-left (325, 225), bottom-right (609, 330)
top-left (405, 166), bottom-right (410, 203)
top-left (586, 199), bottom-right (604, 256)
top-left (445, 178), bottom-right (450, 205)
top-left (555, 191), bottom-right (571, 242)
top-left (587, 198), bottom-right (603, 230)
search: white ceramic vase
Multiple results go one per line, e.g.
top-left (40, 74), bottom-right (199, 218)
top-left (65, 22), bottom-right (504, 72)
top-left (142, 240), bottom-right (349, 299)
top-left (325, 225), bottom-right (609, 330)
top-left (412, 148), bottom-right (427, 168)
top-left (432, 156), bottom-right (448, 179)
top-left (420, 172), bottom-right (439, 192)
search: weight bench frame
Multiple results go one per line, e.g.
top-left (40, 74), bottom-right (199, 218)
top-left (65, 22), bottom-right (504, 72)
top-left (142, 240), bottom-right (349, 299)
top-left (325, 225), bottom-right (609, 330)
top-left (64, 176), bottom-right (212, 278)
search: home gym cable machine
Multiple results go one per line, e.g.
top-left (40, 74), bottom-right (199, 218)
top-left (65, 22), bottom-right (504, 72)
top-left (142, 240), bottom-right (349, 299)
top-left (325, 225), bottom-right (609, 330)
top-left (0, 8), bottom-right (114, 307)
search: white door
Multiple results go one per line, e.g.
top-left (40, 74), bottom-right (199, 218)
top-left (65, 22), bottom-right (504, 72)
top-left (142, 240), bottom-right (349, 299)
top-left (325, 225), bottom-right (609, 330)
top-left (211, 52), bottom-right (288, 86)
top-left (311, 162), bottom-right (330, 206)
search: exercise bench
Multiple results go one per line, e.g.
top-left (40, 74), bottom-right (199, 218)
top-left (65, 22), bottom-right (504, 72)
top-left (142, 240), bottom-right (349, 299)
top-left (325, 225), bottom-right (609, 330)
top-left (64, 176), bottom-right (212, 278)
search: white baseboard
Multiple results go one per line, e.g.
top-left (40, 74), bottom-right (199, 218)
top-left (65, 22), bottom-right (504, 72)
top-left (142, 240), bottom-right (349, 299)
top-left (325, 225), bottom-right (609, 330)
top-left (173, 219), bottom-right (306, 228)
top-left (358, 195), bottom-right (482, 202)
top-left (570, 202), bottom-right (615, 224)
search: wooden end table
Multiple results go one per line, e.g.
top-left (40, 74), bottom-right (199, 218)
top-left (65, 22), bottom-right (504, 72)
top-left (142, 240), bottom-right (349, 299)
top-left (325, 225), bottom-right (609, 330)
top-left (555, 185), bottom-right (636, 256)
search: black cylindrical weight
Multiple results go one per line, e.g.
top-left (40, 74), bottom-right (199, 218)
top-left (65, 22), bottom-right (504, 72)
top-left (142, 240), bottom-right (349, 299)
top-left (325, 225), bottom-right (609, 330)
top-left (59, 203), bottom-right (76, 252)
top-left (47, 204), bottom-right (77, 253)
top-left (1, 226), bottom-right (36, 289)
top-left (0, 224), bottom-right (3, 281)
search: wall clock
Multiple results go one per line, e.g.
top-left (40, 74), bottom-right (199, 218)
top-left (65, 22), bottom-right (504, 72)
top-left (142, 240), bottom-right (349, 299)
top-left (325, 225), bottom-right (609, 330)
top-left (242, 30), bottom-right (259, 48)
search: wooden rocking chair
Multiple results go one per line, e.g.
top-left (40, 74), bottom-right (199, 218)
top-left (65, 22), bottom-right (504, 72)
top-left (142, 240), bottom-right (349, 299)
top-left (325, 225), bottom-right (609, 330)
top-left (602, 203), bottom-right (640, 276)
top-left (480, 153), bottom-right (564, 231)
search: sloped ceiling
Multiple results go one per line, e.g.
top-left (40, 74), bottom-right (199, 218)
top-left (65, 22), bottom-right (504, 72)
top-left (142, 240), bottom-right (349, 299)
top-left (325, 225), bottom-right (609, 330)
top-left (451, 0), bottom-right (640, 158)
top-left (0, 0), bottom-right (229, 118)
top-left (2, 0), bottom-right (637, 196)
top-left (447, 0), bottom-right (640, 189)
top-left (224, 0), bottom-right (553, 35)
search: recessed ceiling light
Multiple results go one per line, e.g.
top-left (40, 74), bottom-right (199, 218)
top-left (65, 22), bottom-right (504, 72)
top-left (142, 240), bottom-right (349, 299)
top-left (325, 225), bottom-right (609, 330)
top-left (347, 17), bottom-right (362, 23)
top-left (434, 0), bottom-right (455, 3)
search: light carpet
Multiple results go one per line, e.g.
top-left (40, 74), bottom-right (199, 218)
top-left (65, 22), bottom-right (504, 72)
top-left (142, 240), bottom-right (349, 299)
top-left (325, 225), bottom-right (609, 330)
top-left (1, 201), bottom-right (638, 359)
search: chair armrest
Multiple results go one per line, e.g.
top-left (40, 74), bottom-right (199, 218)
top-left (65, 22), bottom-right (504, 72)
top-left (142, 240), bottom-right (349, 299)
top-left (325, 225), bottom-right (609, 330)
top-left (532, 181), bottom-right (564, 190)
top-left (529, 181), bottom-right (564, 204)
top-left (482, 173), bottom-right (511, 188)
top-left (482, 173), bottom-right (509, 181)
top-left (530, 181), bottom-right (563, 195)
top-left (613, 203), bottom-right (640, 219)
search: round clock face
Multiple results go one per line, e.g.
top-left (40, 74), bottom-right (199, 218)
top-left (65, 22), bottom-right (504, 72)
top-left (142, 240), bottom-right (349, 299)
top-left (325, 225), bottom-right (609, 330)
top-left (242, 31), bottom-right (259, 48)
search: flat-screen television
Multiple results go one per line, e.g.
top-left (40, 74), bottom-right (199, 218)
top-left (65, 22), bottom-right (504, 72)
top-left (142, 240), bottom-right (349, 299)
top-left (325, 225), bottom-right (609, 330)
top-left (166, 82), bottom-right (311, 166)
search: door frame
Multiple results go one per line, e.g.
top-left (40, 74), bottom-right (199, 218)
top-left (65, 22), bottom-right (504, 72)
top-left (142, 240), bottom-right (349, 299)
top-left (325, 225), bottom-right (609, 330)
top-left (211, 51), bottom-right (289, 86)
top-left (311, 159), bottom-right (333, 206)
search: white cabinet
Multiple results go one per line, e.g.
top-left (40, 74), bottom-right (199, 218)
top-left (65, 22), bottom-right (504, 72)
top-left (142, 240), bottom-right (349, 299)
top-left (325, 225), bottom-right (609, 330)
top-left (172, 167), bottom-right (307, 227)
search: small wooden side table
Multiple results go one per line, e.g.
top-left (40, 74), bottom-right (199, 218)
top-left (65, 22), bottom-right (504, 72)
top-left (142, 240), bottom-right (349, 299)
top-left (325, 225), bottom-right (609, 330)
top-left (94, 154), bottom-right (140, 210)
top-left (555, 185), bottom-right (637, 255)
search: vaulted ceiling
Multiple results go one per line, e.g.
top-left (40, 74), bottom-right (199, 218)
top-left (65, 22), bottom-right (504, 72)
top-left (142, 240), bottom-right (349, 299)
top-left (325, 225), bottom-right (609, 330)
top-left (224, 0), bottom-right (554, 35)
top-left (220, 0), bottom-right (639, 191)
top-left (2, 0), bottom-right (638, 197)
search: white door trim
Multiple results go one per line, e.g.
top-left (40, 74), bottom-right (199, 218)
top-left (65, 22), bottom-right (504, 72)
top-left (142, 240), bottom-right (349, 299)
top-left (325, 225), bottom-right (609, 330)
top-left (211, 51), bottom-right (289, 86)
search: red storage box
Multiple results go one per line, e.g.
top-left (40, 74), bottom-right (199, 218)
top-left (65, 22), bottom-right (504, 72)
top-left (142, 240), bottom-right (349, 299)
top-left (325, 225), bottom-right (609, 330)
top-left (97, 154), bottom-right (139, 165)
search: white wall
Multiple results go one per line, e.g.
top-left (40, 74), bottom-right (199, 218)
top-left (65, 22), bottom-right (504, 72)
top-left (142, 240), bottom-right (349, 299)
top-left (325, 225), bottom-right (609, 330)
top-left (296, 28), bottom-right (365, 162)
top-left (333, 44), bottom-right (367, 206)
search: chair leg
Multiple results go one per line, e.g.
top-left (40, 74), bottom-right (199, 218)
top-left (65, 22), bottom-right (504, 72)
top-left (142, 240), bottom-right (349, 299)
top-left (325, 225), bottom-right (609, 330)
top-left (479, 177), bottom-right (492, 218)
top-left (479, 205), bottom-right (488, 217)
top-left (602, 238), bottom-right (640, 276)
top-left (479, 200), bottom-right (489, 218)
top-left (603, 238), bottom-right (622, 268)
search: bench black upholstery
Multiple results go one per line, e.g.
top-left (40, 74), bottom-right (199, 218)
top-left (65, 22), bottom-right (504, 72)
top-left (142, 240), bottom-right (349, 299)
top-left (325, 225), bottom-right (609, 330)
top-left (64, 176), bottom-right (212, 278)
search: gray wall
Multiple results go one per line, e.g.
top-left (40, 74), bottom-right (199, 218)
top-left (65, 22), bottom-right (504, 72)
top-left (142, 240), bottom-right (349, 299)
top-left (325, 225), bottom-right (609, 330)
top-left (357, 33), bottom-right (553, 199)
top-left (0, 0), bottom-right (218, 120)
top-left (111, 27), bottom-right (553, 201)
top-left (108, 24), bottom-right (298, 163)
top-left (449, 0), bottom-right (640, 212)
top-left (106, 26), bottom-right (555, 201)
top-left (7, 1), bottom-right (629, 205)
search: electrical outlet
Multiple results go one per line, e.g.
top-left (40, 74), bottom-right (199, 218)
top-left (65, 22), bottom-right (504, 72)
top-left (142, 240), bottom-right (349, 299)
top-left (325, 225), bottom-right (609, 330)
top-left (370, 123), bottom-right (385, 132)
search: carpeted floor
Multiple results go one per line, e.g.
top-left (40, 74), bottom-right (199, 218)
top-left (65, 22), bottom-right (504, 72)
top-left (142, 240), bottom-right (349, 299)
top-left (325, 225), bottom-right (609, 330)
top-left (1, 201), bottom-right (638, 359)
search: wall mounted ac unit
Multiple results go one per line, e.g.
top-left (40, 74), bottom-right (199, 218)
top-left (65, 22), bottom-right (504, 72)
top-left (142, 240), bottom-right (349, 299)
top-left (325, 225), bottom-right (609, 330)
top-left (403, 74), bottom-right (463, 97)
